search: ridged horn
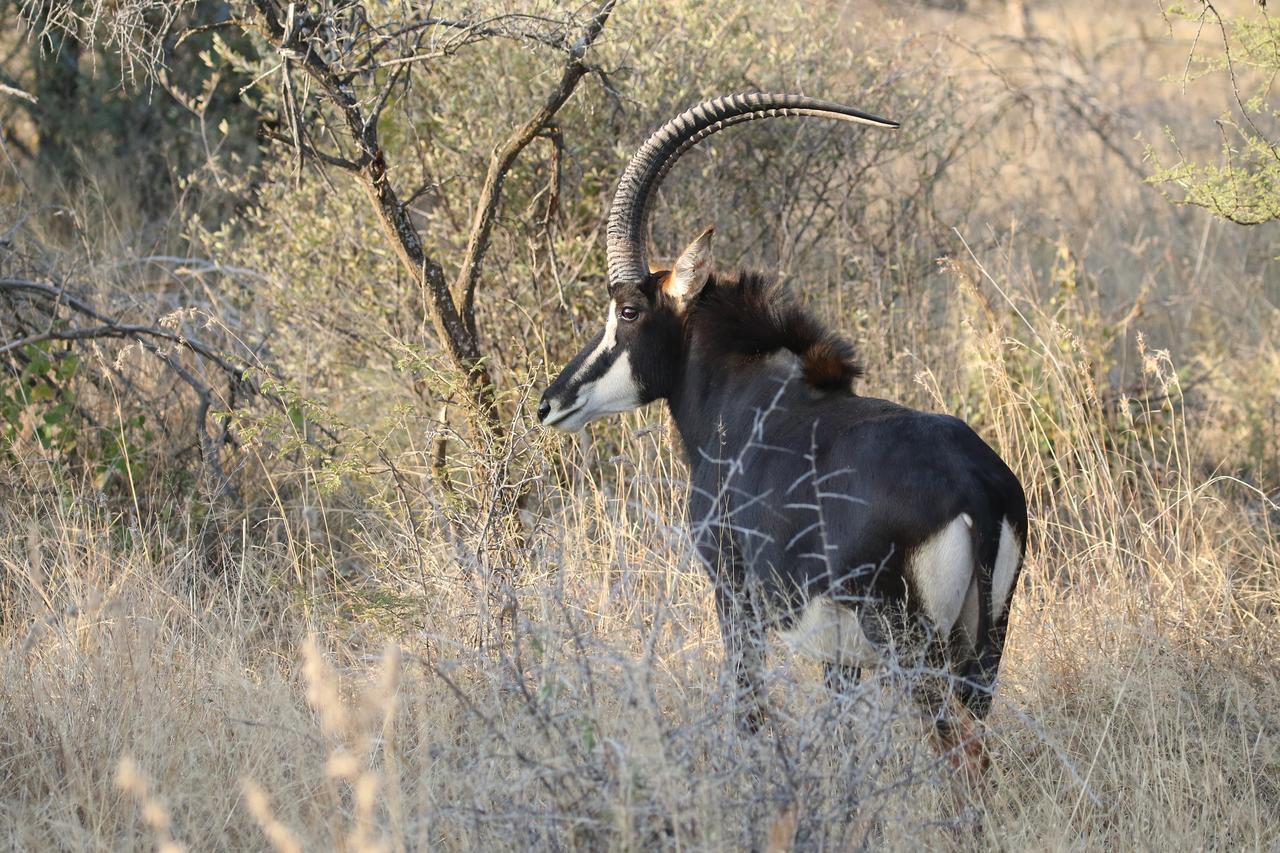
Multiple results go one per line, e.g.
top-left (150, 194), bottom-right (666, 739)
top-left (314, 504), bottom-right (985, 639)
top-left (606, 93), bottom-right (899, 292)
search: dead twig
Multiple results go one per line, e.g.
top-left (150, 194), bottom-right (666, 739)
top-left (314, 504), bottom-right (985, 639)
top-left (0, 82), bottom-right (38, 104)
top-left (0, 275), bottom-right (338, 496)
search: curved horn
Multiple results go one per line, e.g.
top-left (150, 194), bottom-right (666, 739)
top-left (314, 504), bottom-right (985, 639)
top-left (606, 93), bottom-right (899, 292)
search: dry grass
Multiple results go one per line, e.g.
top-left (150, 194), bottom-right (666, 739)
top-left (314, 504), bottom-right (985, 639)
top-left (2, 240), bottom-right (1276, 848)
top-left (3, 0), bottom-right (1280, 849)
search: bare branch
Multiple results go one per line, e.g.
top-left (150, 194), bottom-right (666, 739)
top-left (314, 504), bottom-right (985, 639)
top-left (249, 0), bottom-right (476, 377)
top-left (346, 13), bottom-right (584, 72)
top-left (0, 277), bottom-right (247, 496)
top-left (242, 0), bottom-right (614, 433)
top-left (260, 126), bottom-right (363, 171)
top-left (0, 323), bottom-right (189, 356)
top-left (0, 273), bottom-right (349, 490)
top-left (1, 277), bottom-right (253, 383)
top-left (172, 17), bottom-right (254, 50)
top-left (0, 82), bottom-right (38, 104)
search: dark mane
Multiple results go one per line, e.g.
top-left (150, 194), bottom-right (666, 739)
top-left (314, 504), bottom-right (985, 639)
top-left (688, 270), bottom-right (862, 393)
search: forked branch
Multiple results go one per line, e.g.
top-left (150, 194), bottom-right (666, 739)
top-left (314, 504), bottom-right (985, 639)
top-left (247, 0), bottom-right (615, 430)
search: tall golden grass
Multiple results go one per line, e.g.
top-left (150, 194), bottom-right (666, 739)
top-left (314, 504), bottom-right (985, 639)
top-left (2, 1), bottom-right (1278, 849)
top-left (3, 226), bottom-right (1276, 847)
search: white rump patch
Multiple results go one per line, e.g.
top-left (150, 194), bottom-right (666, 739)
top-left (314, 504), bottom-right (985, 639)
top-left (778, 597), bottom-right (879, 666)
top-left (991, 518), bottom-right (1021, 620)
top-left (958, 576), bottom-right (980, 650)
top-left (908, 514), bottom-right (974, 634)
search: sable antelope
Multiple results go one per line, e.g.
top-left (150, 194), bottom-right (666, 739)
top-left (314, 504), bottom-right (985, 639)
top-left (538, 93), bottom-right (1027, 770)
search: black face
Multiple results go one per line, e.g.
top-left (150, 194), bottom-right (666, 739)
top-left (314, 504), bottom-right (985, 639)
top-left (538, 273), bottom-right (684, 431)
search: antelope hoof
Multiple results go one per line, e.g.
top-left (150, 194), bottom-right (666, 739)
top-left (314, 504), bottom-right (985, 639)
top-left (933, 718), bottom-right (991, 785)
top-left (738, 702), bottom-right (769, 735)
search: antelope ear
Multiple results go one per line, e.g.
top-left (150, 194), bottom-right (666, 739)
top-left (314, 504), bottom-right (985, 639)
top-left (664, 226), bottom-right (714, 308)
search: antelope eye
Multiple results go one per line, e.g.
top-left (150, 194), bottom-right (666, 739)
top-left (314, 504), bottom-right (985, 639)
top-left (619, 305), bottom-right (641, 322)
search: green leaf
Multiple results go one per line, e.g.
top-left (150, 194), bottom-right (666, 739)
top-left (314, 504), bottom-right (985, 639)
top-left (23, 351), bottom-right (51, 378)
top-left (43, 403), bottom-right (70, 426)
top-left (55, 354), bottom-right (79, 381)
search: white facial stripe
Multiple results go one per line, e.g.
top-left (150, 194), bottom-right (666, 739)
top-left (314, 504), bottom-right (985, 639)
top-left (569, 299), bottom-right (619, 387)
top-left (602, 298), bottom-right (619, 349)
